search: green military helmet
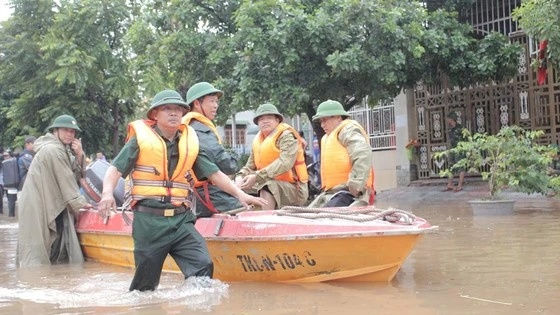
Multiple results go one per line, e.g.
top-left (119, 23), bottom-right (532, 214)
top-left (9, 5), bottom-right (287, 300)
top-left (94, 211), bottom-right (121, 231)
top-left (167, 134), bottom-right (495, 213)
top-left (147, 89), bottom-right (190, 120)
top-left (186, 82), bottom-right (223, 106)
top-left (447, 111), bottom-right (458, 121)
top-left (48, 114), bottom-right (82, 132)
top-left (253, 103), bottom-right (284, 124)
top-left (312, 100), bottom-right (349, 121)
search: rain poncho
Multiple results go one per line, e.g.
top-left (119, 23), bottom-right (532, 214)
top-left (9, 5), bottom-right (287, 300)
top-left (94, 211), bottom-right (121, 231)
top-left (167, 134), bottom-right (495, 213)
top-left (17, 133), bottom-right (88, 267)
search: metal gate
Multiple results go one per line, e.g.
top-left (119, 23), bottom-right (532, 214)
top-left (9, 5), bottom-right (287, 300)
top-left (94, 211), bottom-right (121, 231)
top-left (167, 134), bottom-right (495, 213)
top-left (412, 33), bottom-right (560, 179)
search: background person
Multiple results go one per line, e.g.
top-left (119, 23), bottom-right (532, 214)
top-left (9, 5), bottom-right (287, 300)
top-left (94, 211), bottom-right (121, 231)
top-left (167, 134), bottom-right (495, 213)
top-left (308, 100), bottom-right (375, 208)
top-left (1, 151), bottom-right (19, 217)
top-left (443, 111), bottom-right (465, 192)
top-left (18, 136), bottom-right (36, 191)
top-left (0, 151), bottom-right (9, 214)
top-left (235, 103), bottom-right (308, 209)
top-left (312, 134), bottom-right (320, 163)
top-left (182, 82), bottom-right (243, 217)
top-left (17, 114), bottom-right (93, 267)
top-left (95, 151), bottom-right (106, 162)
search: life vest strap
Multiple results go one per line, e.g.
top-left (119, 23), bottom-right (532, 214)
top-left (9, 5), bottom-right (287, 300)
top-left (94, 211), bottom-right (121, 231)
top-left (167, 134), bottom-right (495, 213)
top-left (134, 165), bottom-right (161, 175)
top-left (132, 179), bottom-right (191, 190)
top-left (131, 194), bottom-right (193, 207)
top-left (192, 182), bottom-right (219, 214)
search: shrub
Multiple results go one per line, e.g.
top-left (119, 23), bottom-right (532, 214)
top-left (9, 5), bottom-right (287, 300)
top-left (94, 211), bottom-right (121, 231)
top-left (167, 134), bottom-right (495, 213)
top-left (435, 125), bottom-right (558, 199)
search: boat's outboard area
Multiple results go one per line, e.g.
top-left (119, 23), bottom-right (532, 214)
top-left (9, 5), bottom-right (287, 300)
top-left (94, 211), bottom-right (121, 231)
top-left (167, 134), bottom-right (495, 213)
top-left (80, 160), bottom-right (126, 206)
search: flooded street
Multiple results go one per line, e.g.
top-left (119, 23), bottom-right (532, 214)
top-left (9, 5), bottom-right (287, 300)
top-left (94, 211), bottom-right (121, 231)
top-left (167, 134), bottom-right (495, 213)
top-left (1, 185), bottom-right (560, 314)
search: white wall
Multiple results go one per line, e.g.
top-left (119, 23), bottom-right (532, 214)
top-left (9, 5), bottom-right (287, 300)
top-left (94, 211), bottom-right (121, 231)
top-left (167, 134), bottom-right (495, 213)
top-left (371, 91), bottom-right (412, 192)
top-left (372, 150), bottom-right (398, 192)
top-left (393, 91), bottom-right (414, 187)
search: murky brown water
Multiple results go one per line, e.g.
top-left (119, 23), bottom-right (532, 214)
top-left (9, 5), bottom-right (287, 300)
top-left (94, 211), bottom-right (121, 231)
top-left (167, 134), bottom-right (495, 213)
top-left (1, 187), bottom-right (560, 314)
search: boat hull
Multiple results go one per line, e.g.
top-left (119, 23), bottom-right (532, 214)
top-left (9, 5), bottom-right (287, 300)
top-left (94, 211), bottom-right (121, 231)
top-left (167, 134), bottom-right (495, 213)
top-left (76, 210), bottom-right (433, 283)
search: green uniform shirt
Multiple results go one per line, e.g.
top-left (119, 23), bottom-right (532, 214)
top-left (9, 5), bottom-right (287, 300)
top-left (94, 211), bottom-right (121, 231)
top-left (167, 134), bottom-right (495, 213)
top-left (448, 123), bottom-right (466, 171)
top-left (449, 123), bottom-right (465, 148)
top-left (111, 125), bottom-right (218, 219)
top-left (189, 120), bottom-right (242, 216)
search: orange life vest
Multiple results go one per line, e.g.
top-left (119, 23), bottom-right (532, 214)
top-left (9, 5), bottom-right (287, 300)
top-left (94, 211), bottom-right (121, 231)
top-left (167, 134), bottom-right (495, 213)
top-left (127, 120), bottom-right (199, 207)
top-left (181, 112), bottom-right (224, 213)
top-left (252, 123), bottom-right (308, 183)
top-left (320, 119), bottom-right (374, 191)
top-left (182, 112), bottom-right (222, 144)
top-left (181, 111), bottom-right (221, 188)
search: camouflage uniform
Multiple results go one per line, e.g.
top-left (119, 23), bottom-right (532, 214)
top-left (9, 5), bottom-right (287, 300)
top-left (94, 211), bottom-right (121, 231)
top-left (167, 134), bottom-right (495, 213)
top-left (448, 123), bottom-right (465, 171)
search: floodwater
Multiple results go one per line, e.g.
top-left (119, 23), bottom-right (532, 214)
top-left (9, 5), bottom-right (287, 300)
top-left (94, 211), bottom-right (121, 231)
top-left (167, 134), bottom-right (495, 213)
top-left (1, 186), bottom-right (560, 314)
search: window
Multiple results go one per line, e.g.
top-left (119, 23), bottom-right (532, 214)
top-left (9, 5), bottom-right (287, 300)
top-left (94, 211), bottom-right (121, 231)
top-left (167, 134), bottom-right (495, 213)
top-left (348, 99), bottom-right (396, 151)
top-left (224, 125), bottom-right (246, 146)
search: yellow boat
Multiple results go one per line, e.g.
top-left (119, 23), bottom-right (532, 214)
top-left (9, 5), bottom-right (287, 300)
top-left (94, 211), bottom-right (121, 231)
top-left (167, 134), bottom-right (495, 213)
top-left (76, 207), bottom-right (436, 283)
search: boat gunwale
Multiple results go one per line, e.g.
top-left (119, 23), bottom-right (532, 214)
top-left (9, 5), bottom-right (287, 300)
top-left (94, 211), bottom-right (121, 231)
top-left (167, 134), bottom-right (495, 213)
top-left (77, 225), bottom-right (438, 241)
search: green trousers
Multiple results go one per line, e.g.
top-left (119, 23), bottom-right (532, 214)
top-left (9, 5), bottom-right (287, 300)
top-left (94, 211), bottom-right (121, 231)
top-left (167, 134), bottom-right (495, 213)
top-left (130, 211), bottom-right (213, 291)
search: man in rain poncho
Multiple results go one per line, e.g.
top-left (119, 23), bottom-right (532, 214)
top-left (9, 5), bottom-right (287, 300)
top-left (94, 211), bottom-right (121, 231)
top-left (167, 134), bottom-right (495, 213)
top-left (17, 115), bottom-right (93, 267)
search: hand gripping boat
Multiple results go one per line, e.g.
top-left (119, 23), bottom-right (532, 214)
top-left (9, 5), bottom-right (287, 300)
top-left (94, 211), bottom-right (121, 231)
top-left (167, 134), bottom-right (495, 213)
top-left (76, 206), bottom-right (437, 283)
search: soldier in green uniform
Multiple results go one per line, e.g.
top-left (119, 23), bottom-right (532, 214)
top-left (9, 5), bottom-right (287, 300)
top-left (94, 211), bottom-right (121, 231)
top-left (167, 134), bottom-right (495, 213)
top-left (182, 82), bottom-right (243, 217)
top-left (443, 111), bottom-right (466, 192)
top-left (308, 100), bottom-right (375, 208)
top-left (98, 89), bottom-right (266, 291)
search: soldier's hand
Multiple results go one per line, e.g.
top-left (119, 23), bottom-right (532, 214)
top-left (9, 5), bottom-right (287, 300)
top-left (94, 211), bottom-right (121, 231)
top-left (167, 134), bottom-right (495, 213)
top-left (240, 174), bottom-right (257, 190)
top-left (239, 193), bottom-right (267, 209)
top-left (98, 195), bottom-right (116, 219)
top-left (349, 186), bottom-right (361, 198)
top-left (72, 138), bottom-right (84, 158)
top-left (234, 176), bottom-right (244, 188)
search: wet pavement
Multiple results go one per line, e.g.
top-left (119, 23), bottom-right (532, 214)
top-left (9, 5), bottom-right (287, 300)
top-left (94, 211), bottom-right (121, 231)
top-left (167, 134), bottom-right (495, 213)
top-left (1, 182), bottom-right (560, 314)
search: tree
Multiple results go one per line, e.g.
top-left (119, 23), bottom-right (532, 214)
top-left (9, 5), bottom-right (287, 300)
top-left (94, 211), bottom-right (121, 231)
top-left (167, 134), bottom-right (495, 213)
top-left (126, 0), bottom-right (241, 124)
top-left (228, 0), bottom-right (521, 138)
top-left (132, 0), bottom-right (520, 140)
top-left (0, 0), bottom-right (139, 156)
top-left (512, 0), bottom-right (560, 68)
top-left (0, 0), bottom-right (523, 153)
top-left (0, 0), bottom-right (57, 149)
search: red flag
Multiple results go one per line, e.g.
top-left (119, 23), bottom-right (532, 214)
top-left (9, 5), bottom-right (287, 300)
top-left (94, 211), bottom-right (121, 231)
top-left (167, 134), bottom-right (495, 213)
top-left (537, 40), bottom-right (548, 85)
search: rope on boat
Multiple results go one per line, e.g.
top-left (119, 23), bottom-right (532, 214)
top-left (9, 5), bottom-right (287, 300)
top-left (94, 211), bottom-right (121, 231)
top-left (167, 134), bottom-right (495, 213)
top-left (275, 206), bottom-right (418, 224)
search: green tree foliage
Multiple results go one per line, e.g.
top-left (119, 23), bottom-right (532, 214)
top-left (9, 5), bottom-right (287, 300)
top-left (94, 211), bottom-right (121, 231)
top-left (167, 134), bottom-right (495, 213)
top-left (126, 0), bottom-right (241, 123)
top-left (0, 0), bottom-right (523, 152)
top-left (421, 10), bottom-right (521, 87)
top-left (131, 0), bottom-right (520, 139)
top-left (231, 0), bottom-right (429, 119)
top-left (512, 0), bottom-right (560, 68)
top-left (0, 0), bottom-right (55, 149)
top-left (228, 0), bottom-right (521, 136)
top-left (0, 0), bottom-right (139, 156)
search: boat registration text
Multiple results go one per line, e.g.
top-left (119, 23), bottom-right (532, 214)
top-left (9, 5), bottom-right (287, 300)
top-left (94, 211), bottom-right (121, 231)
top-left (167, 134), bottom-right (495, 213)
top-left (236, 251), bottom-right (316, 272)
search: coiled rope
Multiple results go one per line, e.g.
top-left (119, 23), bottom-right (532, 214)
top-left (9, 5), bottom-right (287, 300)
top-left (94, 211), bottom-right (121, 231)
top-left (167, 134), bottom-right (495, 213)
top-left (275, 206), bottom-right (417, 225)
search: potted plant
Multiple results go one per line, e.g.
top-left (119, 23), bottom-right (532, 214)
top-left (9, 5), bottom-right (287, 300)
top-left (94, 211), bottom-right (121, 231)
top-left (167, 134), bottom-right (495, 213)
top-left (435, 125), bottom-right (558, 214)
